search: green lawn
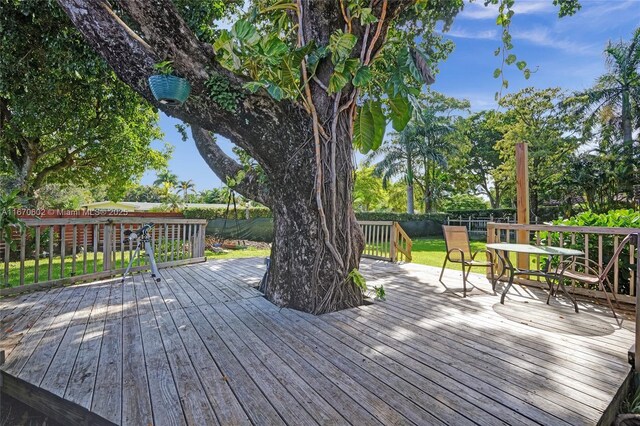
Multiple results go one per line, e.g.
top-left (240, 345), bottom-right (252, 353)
top-left (204, 247), bottom-right (271, 260)
top-left (410, 237), bottom-right (490, 272)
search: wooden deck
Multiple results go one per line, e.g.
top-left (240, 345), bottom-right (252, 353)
top-left (0, 258), bottom-right (634, 425)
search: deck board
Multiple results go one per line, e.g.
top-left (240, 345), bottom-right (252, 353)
top-left (1, 257), bottom-right (634, 426)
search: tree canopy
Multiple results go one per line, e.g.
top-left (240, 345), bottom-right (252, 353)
top-left (0, 0), bottom-right (169, 203)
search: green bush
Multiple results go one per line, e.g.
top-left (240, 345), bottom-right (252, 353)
top-left (355, 212), bottom-right (447, 222)
top-left (183, 207), bottom-right (272, 220)
top-left (443, 208), bottom-right (515, 219)
top-left (544, 209), bottom-right (640, 294)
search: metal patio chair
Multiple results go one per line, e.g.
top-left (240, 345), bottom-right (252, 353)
top-left (548, 233), bottom-right (639, 324)
top-left (440, 225), bottom-right (496, 297)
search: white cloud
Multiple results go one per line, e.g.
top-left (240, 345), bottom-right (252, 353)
top-left (445, 28), bottom-right (499, 40)
top-left (459, 0), bottom-right (554, 20)
top-left (511, 27), bottom-right (598, 55)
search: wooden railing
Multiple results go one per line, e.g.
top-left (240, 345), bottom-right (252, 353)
top-left (487, 222), bottom-right (639, 304)
top-left (358, 221), bottom-right (412, 263)
top-left (0, 217), bottom-right (207, 296)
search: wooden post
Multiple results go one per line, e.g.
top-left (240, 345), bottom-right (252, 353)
top-left (516, 143), bottom-right (530, 270)
top-left (389, 223), bottom-right (397, 262)
top-left (635, 234), bottom-right (640, 371)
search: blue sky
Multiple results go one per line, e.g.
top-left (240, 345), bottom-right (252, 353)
top-left (141, 0), bottom-right (640, 191)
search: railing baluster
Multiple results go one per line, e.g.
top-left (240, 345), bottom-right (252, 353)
top-left (48, 225), bottom-right (54, 281)
top-left (71, 225), bottom-right (77, 276)
top-left (83, 224), bottom-right (88, 275)
top-left (19, 231), bottom-right (26, 286)
top-left (613, 236), bottom-right (619, 295)
top-left (2, 236), bottom-right (8, 287)
top-left (60, 225), bottom-right (66, 278)
top-left (164, 223), bottom-right (169, 262)
top-left (93, 224), bottom-right (99, 273)
top-left (34, 226), bottom-right (40, 283)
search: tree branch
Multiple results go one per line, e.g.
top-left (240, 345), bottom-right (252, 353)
top-left (56, 0), bottom-right (308, 167)
top-left (191, 126), bottom-right (272, 207)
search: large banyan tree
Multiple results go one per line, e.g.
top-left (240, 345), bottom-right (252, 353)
top-left (55, 0), bottom-right (579, 313)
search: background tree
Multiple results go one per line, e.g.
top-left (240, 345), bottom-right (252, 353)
top-left (565, 28), bottom-right (640, 201)
top-left (0, 0), bottom-right (168, 203)
top-left (153, 170), bottom-right (179, 188)
top-left (495, 87), bottom-right (579, 216)
top-left (440, 194), bottom-right (489, 211)
top-left (454, 111), bottom-right (508, 208)
top-left (178, 179), bottom-right (196, 202)
top-left (366, 94), bottom-right (465, 213)
top-left (122, 184), bottom-right (165, 203)
top-left (353, 167), bottom-right (387, 211)
top-left (199, 188), bottom-right (228, 204)
top-left (55, 0), bottom-right (580, 313)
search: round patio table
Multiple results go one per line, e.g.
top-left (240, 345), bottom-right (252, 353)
top-left (486, 243), bottom-right (584, 312)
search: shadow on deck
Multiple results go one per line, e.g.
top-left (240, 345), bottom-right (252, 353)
top-left (0, 258), bottom-right (634, 425)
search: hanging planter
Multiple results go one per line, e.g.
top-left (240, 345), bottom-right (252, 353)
top-left (148, 60), bottom-right (191, 106)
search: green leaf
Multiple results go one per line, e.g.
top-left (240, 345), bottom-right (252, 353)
top-left (493, 68), bottom-right (501, 78)
top-left (307, 45), bottom-right (328, 75)
top-left (368, 100), bottom-right (386, 151)
top-left (408, 48), bottom-right (435, 85)
top-left (242, 81), bottom-right (267, 93)
top-left (388, 95), bottom-right (411, 132)
top-left (352, 65), bottom-right (371, 87)
top-left (329, 30), bottom-right (357, 64)
top-left (353, 103), bottom-right (375, 153)
top-left (358, 8), bottom-right (378, 24)
top-left (516, 60), bottom-right (527, 70)
top-left (232, 19), bottom-right (259, 45)
top-left (506, 54), bottom-right (516, 65)
top-left (261, 37), bottom-right (288, 58)
top-left (343, 58), bottom-right (360, 75)
top-left (524, 68), bottom-right (531, 79)
top-left (266, 83), bottom-right (284, 100)
top-left (261, 2), bottom-right (297, 13)
top-left (352, 101), bottom-right (386, 153)
top-left (328, 71), bottom-right (349, 93)
top-left (494, 47), bottom-right (501, 56)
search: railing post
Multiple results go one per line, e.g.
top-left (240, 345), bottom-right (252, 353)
top-left (389, 223), bottom-right (397, 262)
top-left (103, 222), bottom-right (112, 271)
top-left (636, 233), bottom-right (640, 371)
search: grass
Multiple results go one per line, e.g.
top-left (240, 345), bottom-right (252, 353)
top-left (204, 247), bottom-right (271, 260)
top-left (410, 237), bottom-right (490, 272)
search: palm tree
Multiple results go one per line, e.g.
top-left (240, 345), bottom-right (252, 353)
top-left (153, 170), bottom-right (178, 188)
top-left (568, 28), bottom-right (640, 169)
top-left (365, 110), bottom-right (453, 213)
top-left (178, 179), bottom-right (196, 202)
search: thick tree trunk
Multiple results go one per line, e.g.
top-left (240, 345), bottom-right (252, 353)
top-left (264, 117), bottom-right (365, 313)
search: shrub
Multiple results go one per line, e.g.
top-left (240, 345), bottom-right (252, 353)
top-left (442, 208), bottom-right (515, 219)
top-left (544, 210), bottom-right (640, 294)
top-left (354, 212), bottom-right (447, 222)
top-left (184, 207), bottom-right (272, 220)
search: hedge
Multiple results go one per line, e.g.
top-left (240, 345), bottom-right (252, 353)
top-left (183, 207), bottom-right (272, 220)
top-left (442, 208), bottom-right (515, 218)
top-left (354, 212), bottom-right (447, 222)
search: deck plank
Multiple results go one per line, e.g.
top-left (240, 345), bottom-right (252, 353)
top-left (121, 275), bottom-right (153, 426)
top-left (39, 284), bottom-right (101, 397)
top-left (91, 279), bottom-right (124, 425)
top-left (0, 258), bottom-right (634, 426)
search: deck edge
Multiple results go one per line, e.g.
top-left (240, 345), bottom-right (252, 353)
top-left (1, 370), bottom-right (116, 426)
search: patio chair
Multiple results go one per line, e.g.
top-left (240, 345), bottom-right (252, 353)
top-left (548, 233), bottom-right (639, 324)
top-left (439, 225), bottom-right (496, 297)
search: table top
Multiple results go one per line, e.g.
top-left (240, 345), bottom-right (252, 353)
top-left (486, 243), bottom-right (583, 256)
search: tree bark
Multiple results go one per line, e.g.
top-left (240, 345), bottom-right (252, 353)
top-left (55, 0), bottom-right (392, 314)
